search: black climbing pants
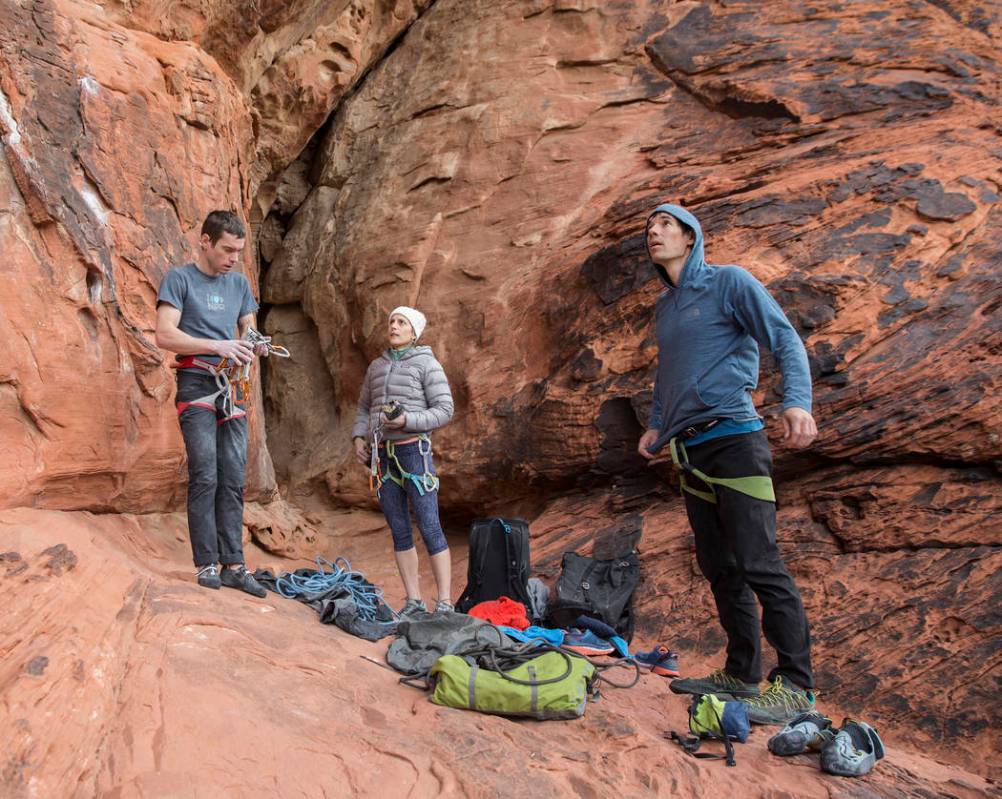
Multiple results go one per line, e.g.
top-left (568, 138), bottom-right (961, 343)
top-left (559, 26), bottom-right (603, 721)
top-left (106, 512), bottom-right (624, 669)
top-left (176, 370), bottom-right (248, 568)
top-left (682, 430), bottom-right (814, 689)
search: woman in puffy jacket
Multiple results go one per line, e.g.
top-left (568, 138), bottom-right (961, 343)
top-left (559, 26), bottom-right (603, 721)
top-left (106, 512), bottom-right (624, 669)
top-left (352, 306), bottom-right (455, 615)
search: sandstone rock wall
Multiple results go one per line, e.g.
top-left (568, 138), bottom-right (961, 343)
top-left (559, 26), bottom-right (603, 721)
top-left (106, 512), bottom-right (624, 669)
top-left (0, 0), bottom-right (433, 511)
top-left (257, 0), bottom-right (1002, 774)
top-left (263, 0), bottom-right (1001, 506)
top-left (0, 0), bottom-right (999, 786)
top-left (0, 0), bottom-right (269, 511)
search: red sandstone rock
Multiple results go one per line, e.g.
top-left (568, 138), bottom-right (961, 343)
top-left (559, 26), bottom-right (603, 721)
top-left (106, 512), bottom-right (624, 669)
top-left (96, 0), bottom-right (433, 203)
top-left (0, 0), bottom-right (1000, 793)
top-left (243, 498), bottom-right (321, 559)
top-left (265, 0), bottom-right (1001, 506)
top-left (0, 507), bottom-right (997, 797)
top-left (0, 0), bottom-right (431, 511)
top-left (256, 0), bottom-right (1002, 780)
top-left (0, 0), bottom-right (275, 510)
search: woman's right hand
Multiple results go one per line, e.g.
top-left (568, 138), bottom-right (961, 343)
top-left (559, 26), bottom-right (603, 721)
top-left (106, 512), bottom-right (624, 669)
top-left (353, 436), bottom-right (370, 465)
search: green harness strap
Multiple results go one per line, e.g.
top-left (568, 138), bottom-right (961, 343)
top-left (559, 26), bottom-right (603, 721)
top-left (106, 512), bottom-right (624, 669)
top-left (378, 435), bottom-right (440, 497)
top-left (668, 437), bottom-right (775, 504)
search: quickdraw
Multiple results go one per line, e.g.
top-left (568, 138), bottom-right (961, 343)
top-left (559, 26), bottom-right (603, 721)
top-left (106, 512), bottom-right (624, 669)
top-left (174, 329), bottom-right (290, 421)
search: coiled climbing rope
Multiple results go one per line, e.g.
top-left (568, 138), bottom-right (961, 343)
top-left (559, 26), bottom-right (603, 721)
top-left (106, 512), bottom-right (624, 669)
top-left (275, 556), bottom-right (389, 622)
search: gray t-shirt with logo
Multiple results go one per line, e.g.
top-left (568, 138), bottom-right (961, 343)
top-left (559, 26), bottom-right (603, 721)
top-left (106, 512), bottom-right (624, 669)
top-left (157, 263), bottom-right (259, 365)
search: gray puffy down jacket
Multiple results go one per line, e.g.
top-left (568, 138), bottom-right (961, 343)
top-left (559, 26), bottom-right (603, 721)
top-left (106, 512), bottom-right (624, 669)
top-left (351, 346), bottom-right (454, 441)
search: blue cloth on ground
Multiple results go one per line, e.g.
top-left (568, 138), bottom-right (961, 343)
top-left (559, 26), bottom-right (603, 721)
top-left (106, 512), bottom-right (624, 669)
top-left (499, 625), bottom-right (565, 646)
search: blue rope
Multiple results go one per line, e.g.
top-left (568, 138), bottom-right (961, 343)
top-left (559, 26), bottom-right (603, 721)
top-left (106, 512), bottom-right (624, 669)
top-left (275, 556), bottom-right (390, 622)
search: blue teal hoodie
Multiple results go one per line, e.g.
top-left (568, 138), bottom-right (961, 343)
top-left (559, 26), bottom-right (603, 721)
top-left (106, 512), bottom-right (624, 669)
top-left (646, 204), bottom-right (812, 453)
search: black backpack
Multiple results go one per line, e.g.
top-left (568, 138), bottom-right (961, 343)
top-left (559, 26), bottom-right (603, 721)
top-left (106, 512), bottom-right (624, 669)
top-left (455, 518), bottom-right (533, 616)
top-left (547, 551), bottom-right (641, 641)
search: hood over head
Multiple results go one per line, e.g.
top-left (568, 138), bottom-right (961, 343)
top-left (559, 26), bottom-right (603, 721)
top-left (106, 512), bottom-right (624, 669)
top-left (645, 203), bottom-right (705, 289)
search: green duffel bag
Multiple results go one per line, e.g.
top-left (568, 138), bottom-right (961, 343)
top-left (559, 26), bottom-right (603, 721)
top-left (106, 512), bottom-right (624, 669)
top-left (428, 649), bottom-right (595, 720)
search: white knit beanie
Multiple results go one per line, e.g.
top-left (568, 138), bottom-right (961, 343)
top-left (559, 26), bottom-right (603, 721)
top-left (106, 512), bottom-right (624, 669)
top-left (390, 306), bottom-right (427, 341)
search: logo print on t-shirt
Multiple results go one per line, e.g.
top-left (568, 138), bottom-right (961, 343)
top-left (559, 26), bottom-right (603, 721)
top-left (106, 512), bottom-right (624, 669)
top-left (207, 292), bottom-right (225, 311)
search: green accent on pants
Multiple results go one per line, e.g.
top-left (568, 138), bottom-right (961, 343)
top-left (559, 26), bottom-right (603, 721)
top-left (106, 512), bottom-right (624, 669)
top-left (669, 437), bottom-right (776, 503)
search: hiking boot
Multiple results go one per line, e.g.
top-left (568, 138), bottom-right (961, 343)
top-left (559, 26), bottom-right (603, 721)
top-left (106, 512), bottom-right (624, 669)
top-left (768, 710), bottom-right (835, 756)
top-left (399, 598), bottom-right (427, 617)
top-left (433, 599), bottom-right (455, 614)
top-left (635, 645), bottom-right (680, 677)
top-left (740, 676), bottom-right (815, 725)
top-left (220, 565), bottom-right (267, 598)
top-left (196, 564), bottom-right (221, 590)
top-left (820, 719), bottom-right (885, 777)
top-left (563, 629), bottom-right (614, 656)
top-left (669, 668), bottom-right (760, 698)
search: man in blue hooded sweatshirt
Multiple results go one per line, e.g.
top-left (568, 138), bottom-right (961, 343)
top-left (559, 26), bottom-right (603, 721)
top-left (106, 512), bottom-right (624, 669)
top-left (637, 203), bottom-right (818, 725)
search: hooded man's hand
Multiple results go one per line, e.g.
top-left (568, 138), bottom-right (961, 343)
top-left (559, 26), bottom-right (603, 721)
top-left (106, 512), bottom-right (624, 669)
top-left (638, 429), bottom-right (659, 460)
top-left (781, 407), bottom-right (818, 449)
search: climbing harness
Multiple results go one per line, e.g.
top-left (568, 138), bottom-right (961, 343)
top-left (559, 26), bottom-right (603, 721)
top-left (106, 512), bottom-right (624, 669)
top-left (668, 436), bottom-right (775, 503)
top-left (370, 432), bottom-right (440, 498)
top-left (174, 328), bottom-right (290, 420)
top-left (276, 556), bottom-right (390, 623)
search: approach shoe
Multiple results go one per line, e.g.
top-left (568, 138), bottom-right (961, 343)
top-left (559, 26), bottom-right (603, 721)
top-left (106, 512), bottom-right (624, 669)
top-left (399, 598), bottom-right (428, 617)
top-left (669, 668), bottom-right (760, 698)
top-left (767, 710), bottom-right (835, 756)
top-left (563, 629), bottom-right (615, 656)
top-left (740, 675), bottom-right (815, 725)
top-left (820, 719), bottom-right (885, 777)
top-left (196, 564), bottom-right (221, 590)
top-left (220, 565), bottom-right (267, 598)
top-left (635, 645), bottom-right (680, 677)
top-left (434, 599), bottom-right (455, 614)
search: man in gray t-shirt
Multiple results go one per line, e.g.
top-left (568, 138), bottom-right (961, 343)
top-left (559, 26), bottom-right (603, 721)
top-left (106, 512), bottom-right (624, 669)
top-left (155, 210), bottom-right (269, 598)
top-left (157, 262), bottom-right (258, 366)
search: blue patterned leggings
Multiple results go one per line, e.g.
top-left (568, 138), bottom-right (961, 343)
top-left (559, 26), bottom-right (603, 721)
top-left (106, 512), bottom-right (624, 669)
top-left (377, 440), bottom-right (448, 555)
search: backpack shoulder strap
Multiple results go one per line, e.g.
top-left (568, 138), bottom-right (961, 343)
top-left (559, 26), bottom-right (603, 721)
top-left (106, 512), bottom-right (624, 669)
top-left (456, 522), bottom-right (492, 609)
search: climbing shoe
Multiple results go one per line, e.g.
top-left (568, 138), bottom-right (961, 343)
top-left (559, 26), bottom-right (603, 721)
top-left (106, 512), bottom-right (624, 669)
top-left (669, 669), bottom-right (760, 698)
top-left (563, 629), bottom-right (615, 656)
top-left (196, 564), bottom-right (222, 590)
top-left (740, 675), bottom-right (815, 725)
top-left (220, 565), bottom-right (267, 598)
top-left (433, 599), bottom-right (455, 614)
top-left (635, 645), bottom-right (680, 677)
top-left (399, 598), bottom-right (428, 617)
top-left (820, 719), bottom-right (885, 777)
top-left (767, 711), bottom-right (835, 756)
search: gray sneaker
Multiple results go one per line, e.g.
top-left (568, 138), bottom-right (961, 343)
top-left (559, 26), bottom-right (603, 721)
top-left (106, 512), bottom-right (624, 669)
top-left (670, 668), bottom-right (760, 698)
top-left (768, 711), bottom-right (835, 756)
top-left (220, 565), bottom-right (267, 598)
top-left (196, 564), bottom-right (221, 590)
top-left (820, 719), bottom-right (885, 777)
top-left (399, 598), bottom-right (428, 617)
top-left (433, 599), bottom-right (455, 614)
top-left (740, 675), bottom-right (816, 725)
